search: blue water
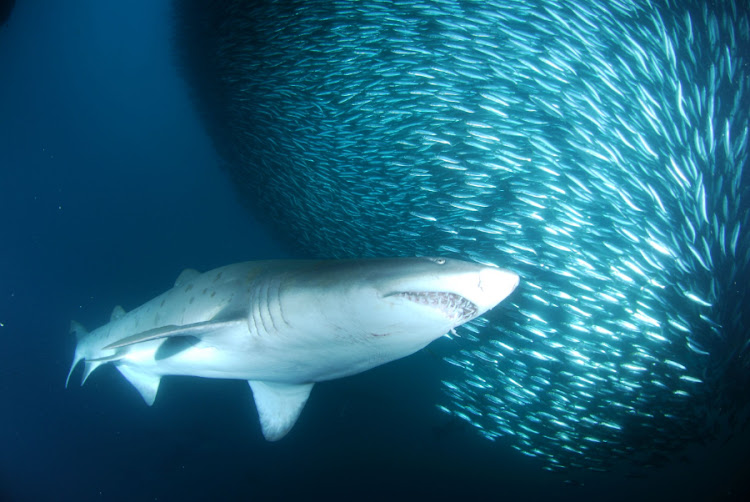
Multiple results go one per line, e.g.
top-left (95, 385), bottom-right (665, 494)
top-left (1, 2), bottom-right (749, 501)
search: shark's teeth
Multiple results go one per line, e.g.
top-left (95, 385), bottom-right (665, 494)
top-left (395, 292), bottom-right (477, 322)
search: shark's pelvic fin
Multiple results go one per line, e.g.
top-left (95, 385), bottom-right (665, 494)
top-left (110, 305), bottom-right (126, 322)
top-left (174, 268), bottom-right (200, 288)
top-left (102, 318), bottom-right (244, 350)
top-left (116, 366), bottom-right (162, 406)
top-left (248, 381), bottom-right (314, 441)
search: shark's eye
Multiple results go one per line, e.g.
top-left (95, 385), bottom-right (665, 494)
top-left (428, 257), bottom-right (446, 265)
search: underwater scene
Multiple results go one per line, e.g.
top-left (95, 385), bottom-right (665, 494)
top-left (1, 0), bottom-right (749, 500)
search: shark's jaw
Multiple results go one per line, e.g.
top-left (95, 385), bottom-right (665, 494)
top-left (385, 291), bottom-right (478, 324)
top-left (373, 261), bottom-right (519, 326)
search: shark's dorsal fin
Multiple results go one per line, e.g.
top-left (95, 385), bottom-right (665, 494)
top-left (116, 366), bottom-right (161, 406)
top-left (174, 268), bottom-right (200, 288)
top-left (102, 318), bottom-right (244, 350)
top-left (248, 381), bottom-right (314, 441)
top-left (110, 305), bottom-right (126, 322)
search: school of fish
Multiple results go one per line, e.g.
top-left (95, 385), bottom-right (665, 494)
top-left (174, 0), bottom-right (750, 470)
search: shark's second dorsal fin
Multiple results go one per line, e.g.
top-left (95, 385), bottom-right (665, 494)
top-left (174, 268), bottom-right (200, 288)
top-left (110, 305), bottom-right (126, 322)
top-left (70, 320), bottom-right (88, 341)
top-left (248, 381), bottom-right (314, 441)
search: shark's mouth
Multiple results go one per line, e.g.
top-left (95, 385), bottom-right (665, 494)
top-left (393, 291), bottom-right (478, 322)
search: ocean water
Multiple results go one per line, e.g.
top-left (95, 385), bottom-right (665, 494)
top-left (1, 1), bottom-right (749, 501)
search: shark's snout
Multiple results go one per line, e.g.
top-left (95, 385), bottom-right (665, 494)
top-left (477, 267), bottom-right (520, 311)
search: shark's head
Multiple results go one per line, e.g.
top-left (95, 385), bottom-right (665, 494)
top-left (375, 257), bottom-right (519, 323)
top-left (271, 257), bottom-right (519, 381)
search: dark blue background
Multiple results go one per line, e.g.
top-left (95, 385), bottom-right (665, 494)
top-left (1, 2), bottom-right (749, 501)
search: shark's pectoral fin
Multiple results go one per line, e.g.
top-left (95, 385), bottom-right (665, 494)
top-left (102, 318), bottom-right (244, 350)
top-left (248, 381), bottom-right (314, 441)
top-left (155, 336), bottom-right (201, 360)
top-left (116, 365), bottom-right (161, 406)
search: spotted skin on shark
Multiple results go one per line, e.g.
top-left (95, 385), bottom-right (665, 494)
top-left (67, 257), bottom-right (519, 440)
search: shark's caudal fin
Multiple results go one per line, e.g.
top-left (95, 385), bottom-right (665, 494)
top-left (67, 321), bottom-right (117, 388)
top-left (65, 321), bottom-right (88, 388)
top-left (248, 381), bottom-right (314, 441)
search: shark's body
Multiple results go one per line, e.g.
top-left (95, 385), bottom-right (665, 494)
top-left (67, 257), bottom-right (519, 440)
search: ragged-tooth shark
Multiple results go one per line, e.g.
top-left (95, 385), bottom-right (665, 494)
top-left (66, 257), bottom-right (519, 440)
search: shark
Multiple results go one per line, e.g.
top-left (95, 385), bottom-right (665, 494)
top-left (66, 257), bottom-right (519, 440)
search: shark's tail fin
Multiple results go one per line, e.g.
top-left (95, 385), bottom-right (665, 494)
top-left (66, 321), bottom-right (122, 388)
top-left (65, 320), bottom-right (88, 388)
